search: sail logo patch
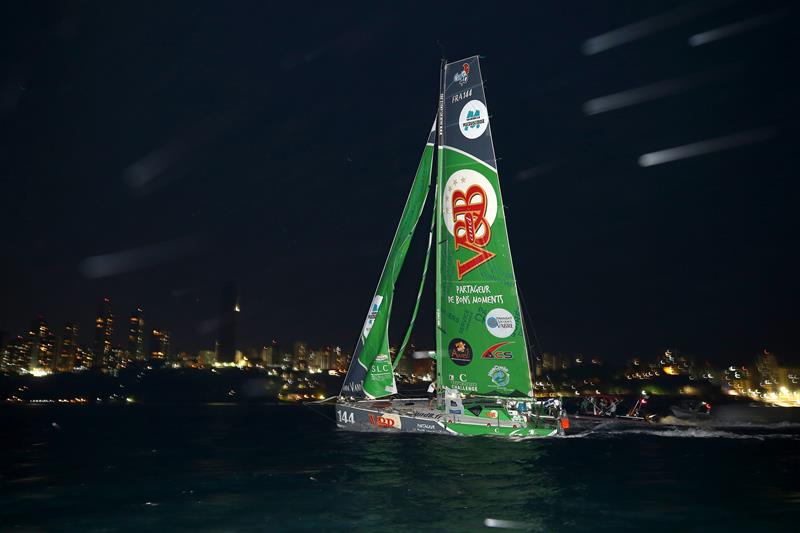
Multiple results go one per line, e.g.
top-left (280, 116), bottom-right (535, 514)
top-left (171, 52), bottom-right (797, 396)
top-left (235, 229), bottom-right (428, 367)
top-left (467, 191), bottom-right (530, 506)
top-left (459, 100), bottom-right (488, 139)
top-left (361, 295), bottom-right (383, 339)
top-left (454, 62), bottom-right (470, 86)
top-left (448, 338), bottom-right (473, 366)
top-left (368, 412), bottom-right (401, 429)
top-left (482, 341), bottom-right (513, 359)
top-left (448, 372), bottom-right (478, 392)
top-left (369, 354), bottom-right (392, 377)
top-left (485, 308), bottom-right (516, 338)
top-left (443, 170), bottom-right (498, 279)
top-left (488, 365), bottom-right (511, 388)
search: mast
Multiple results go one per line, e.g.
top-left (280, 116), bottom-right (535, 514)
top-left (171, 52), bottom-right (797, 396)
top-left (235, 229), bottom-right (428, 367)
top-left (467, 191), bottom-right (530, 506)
top-left (435, 58), bottom-right (446, 396)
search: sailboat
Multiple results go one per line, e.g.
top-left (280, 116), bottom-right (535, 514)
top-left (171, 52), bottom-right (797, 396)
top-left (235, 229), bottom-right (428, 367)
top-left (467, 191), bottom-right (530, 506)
top-left (336, 57), bottom-right (565, 437)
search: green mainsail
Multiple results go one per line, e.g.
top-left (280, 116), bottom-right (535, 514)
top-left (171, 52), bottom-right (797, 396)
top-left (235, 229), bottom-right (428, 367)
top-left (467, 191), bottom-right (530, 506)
top-left (340, 121), bottom-right (436, 399)
top-left (436, 56), bottom-right (535, 399)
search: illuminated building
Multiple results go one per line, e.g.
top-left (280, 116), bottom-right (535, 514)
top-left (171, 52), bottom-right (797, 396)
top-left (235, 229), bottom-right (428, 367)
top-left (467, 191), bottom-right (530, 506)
top-left (93, 297), bottom-right (114, 370)
top-left (108, 346), bottom-right (125, 369)
top-left (260, 345), bottom-right (277, 366)
top-left (216, 282), bottom-right (238, 364)
top-left (2, 335), bottom-right (28, 373)
top-left (75, 345), bottom-right (92, 369)
top-left (334, 347), bottom-right (350, 372)
top-left (291, 341), bottom-right (308, 366)
top-left (26, 316), bottom-right (55, 370)
top-left (197, 350), bottom-right (216, 367)
top-left (177, 351), bottom-right (193, 367)
top-left (57, 322), bottom-right (78, 371)
top-left (311, 346), bottom-right (336, 371)
top-left (127, 308), bottom-right (145, 361)
top-left (542, 352), bottom-right (570, 371)
top-left (149, 329), bottom-right (170, 360)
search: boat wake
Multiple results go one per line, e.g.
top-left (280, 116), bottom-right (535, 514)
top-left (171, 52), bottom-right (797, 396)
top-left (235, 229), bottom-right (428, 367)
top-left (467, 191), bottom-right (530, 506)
top-left (565, 425), bottom-right (800, 440)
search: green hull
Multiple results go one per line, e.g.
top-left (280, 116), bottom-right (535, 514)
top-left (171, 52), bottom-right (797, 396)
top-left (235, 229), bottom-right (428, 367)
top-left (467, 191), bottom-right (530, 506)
top-left (445, 422), bottom-right (559, 438)
top-left (335, 399), bottom-right (563, 438)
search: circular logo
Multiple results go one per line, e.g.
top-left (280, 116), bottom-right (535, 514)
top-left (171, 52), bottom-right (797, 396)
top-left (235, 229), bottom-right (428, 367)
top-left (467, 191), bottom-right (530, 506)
top-left (488, 365), bottom-right (511, 388)
top-left (485, 308), bottom-right (516, 338)
top-left (448, 338), bottom-right (473, 366)
top-left (459, 99), bottom-right (489, 139)
top-left (442, 169), bottom-right (497, 238)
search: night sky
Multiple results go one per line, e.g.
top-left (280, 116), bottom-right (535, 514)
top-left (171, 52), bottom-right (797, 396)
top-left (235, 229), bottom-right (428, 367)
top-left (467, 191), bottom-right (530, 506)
top-left (2, 1), bottom-right (798, 364)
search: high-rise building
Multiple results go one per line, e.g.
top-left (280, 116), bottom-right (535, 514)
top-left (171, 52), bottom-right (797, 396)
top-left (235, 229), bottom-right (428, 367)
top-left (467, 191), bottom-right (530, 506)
top-left (260, 339), bottom-right (281, 366)
top-left (75, 346), bottom-right (92, 369)
top-left (757, 350), bottom-right (780, 390)
top-left (335, 347), bottom-right (349, 372)
top-left (150, 329), bottom-right (170, 360)
top-left (93, 297), bottom-right (114, 370)
top-left (293, 341), bottom-right (308, 361)
top-left (216, 282), bottom-right (238, 364)
top-left (311, 346), bottom-right (336, 371)
top-left (2, 335), bottom-right (27, 373)
top-left (128, 308), bottom-right (145, 361)
top-left (57, 322), bottom-right (78, 372)
top-left (26, 316), bottom-right (54, 370)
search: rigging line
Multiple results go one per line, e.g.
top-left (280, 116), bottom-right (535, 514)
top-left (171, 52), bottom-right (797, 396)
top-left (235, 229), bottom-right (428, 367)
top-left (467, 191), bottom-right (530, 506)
top-left (302, 400), bottom-right (338, 424)
top-left (516, 260), bottom-right (544, 391)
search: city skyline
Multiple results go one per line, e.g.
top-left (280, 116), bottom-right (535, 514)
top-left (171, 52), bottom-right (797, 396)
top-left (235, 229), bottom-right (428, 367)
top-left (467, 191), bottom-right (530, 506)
top-left (2, 292), bottom-right (796, 375)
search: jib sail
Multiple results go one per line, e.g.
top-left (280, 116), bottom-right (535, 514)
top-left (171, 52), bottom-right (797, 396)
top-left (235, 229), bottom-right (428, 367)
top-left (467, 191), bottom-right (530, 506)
top-left (340, 120), bottom-right (436, 399)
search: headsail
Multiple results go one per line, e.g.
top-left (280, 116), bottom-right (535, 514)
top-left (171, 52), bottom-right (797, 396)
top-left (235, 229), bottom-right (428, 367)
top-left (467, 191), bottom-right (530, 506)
top-left (340, 120), bottom-right (436, 399)
top-left (436, 57), bottom-right (534, 398)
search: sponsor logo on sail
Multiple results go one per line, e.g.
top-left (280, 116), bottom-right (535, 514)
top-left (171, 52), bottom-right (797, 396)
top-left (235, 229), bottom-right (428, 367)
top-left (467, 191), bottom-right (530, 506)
top-left (369, 353), bottom-right (392, 376)
top-left (448, 338), bottom-right (473, 366)
top-left (368, 412), bottom-right (401, 429)
top-left (443, 170), bottom-right (498, 279)
top-left (361, 295), bottom-right (383, 339)
top-left (459, 100), bottom-right (488, 139)
top-left (448, 372), bottom-right (478, 392)
top-left (453, 62), bottom-right (470, 86)
top-left (485, 308), bottom-right (516, 338)
top-left (482, 341), bottom-right (513, 359)
top-left (451, 88), bottom-right (472, 104)
top-left (488, 365), bottom-right (511, 388)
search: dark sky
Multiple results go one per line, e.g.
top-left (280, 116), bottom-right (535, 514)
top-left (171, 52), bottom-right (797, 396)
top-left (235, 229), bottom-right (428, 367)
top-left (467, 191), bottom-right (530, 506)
top-left (1, 1), bottom-right (798, 365)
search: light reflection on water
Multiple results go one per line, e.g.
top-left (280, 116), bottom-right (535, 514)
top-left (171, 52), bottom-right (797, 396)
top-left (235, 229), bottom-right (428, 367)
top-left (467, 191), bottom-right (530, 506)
top-left (1, 404), bottom-right (799, 531)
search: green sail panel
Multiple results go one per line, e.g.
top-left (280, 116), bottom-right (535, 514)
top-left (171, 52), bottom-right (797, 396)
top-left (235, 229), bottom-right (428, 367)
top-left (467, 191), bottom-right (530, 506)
top-left (436, 56), bottom-right (534, 399)
top-left (341, 120), bottom-right (436, 399)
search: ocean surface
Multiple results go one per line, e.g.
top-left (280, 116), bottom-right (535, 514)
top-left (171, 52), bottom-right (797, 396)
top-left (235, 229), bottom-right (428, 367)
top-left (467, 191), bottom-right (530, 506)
top-left (2, 404), bottom-right (799, 532)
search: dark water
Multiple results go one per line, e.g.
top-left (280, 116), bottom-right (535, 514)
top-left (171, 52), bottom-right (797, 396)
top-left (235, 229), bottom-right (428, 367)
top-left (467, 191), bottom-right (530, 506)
top-left (2, 405), bottom-right (799, 531)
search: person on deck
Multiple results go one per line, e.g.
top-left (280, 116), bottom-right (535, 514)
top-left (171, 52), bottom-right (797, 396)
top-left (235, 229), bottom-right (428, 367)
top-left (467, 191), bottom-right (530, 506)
top-left (427, 381), bottom-right (436, 409)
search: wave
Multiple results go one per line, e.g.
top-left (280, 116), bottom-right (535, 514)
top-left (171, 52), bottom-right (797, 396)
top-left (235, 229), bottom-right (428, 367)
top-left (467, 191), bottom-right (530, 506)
top-left (565, 426), bottom-right (800, 440)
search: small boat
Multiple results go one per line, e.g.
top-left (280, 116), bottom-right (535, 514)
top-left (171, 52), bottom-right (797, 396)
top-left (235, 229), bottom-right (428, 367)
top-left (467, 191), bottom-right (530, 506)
top-left (335, 56), bottom-right (564, 437)
top-left (564, 393), bottom-right (658, 432)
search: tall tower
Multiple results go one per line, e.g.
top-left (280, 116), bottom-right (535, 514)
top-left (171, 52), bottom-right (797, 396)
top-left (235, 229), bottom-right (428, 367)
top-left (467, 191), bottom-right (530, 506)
top-left (26, 316), bottom-right (54, 370)
top-left (216, 281), bottom-right (238, 364)
top-left (128, 308), bottom-right (145, 361)
top-left (58, 322), bottom-right (78, 371)
top-left (149, 329), bottom-right (170, 360)
top-left (93, 297), bottom-right (113, 370)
